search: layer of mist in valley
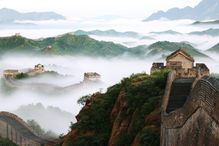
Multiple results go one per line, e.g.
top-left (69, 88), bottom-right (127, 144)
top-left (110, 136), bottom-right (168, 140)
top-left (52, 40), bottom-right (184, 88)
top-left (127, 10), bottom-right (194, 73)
top-left (0, 54), bottom-right (153, 134)
top-left (1, 53), bottom-right (219, 134)
top-left (1, 18), bottom-right (219, 135)
top-left (1, 19), bottom-right (219, 51)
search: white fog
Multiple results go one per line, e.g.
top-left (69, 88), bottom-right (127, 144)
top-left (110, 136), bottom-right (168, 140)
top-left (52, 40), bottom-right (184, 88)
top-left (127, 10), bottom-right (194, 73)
top-left (0, 55), bottom-right (154, 134)
top-left (1, 18), bottom-right (219, 135)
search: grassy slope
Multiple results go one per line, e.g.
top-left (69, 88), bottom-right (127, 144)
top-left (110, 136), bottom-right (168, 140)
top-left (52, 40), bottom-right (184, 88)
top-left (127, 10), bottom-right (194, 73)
top-left (0, 35), bottom-right (41, 53)
top-left (0, 34), bottom-right (146, 57)
top-left (0, 34), bottom-right (210, 58)
top-left (42, 34), bottom-right (129, 56)
top-left (207, 43), bottom-right (219, 53)
top-left (147, 41), bottom-right (208, 58)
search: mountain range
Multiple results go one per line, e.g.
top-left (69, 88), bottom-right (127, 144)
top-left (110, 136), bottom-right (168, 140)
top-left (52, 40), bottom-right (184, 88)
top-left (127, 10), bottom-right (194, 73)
top-left (147, 41), bottom-right (208, 58)
top-left (0, 33), bottom-right (146, 57)
top-left (74, 29), bottom-right (154, 40)
top-left (0, 8), bottom-right (65, 24)
top-left (151, 28), bottom-right (219, 37)
top-left (189, 29), bottom-right (219, 36)
top-left (193, 20), bottom-right (219, 25)
top-left (150, 30), bottom-right (182, 35)
top-left (0, 33), bottom-right (211, 59)
top-left (145, 0), bottom-right (219, 21)
top-left (207, 43), bottom-right (219, 53)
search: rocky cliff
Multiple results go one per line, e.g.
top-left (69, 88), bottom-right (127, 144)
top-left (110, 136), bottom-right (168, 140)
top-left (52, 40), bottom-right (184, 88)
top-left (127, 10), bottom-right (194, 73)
top-left (60, 70), bottom-right (169, 146)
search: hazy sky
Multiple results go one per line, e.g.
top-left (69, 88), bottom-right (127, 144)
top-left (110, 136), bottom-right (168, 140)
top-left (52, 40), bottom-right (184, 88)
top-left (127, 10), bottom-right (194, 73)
top-left (0, 0), bottom-right (201, 19)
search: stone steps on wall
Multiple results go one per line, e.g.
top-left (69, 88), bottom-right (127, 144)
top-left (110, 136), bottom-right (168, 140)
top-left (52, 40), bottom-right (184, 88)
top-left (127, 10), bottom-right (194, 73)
top-left (166, 78), bottom-right (195, 113)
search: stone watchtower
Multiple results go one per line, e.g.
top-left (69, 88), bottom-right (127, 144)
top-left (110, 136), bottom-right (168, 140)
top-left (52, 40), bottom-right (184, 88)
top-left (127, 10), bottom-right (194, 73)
top-left (152, 49), bottom-right (219, 146)
top-left (166, 49), bottom-right (194, 71)
top-left (84, 72), bottom-right (101, 82)
top-left (151, 49), bottom-right (209, 78)
top-left (34, 64), bottom-right (45, 73)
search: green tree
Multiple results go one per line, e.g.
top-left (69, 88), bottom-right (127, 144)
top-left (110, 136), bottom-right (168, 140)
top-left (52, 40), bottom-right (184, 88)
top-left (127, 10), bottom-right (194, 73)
top-left (27, 120), bottom-right (45, 136)
top-left (0, 138), bottom-right (18, 146)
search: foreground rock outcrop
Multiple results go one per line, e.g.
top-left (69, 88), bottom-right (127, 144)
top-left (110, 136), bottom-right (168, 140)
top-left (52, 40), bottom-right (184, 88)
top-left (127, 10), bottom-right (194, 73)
top-left (59, 70), bottom-right (169, 146)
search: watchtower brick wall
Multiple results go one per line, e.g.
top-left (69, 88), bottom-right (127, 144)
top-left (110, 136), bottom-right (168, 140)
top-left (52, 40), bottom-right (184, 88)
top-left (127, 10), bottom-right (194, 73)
top-left (166, 53), bottom-right (194, 70)
top-left (150, 49), bottom-right (209, 78)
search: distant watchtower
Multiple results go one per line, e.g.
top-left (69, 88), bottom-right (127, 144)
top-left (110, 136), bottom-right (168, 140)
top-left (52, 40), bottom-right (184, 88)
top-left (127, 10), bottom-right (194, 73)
top-left (15, 33), bottom-right (21, 37)
top-left (84, 72), bottom-right (101, 82)
top-left (33, 64), bottom-right (45, 74)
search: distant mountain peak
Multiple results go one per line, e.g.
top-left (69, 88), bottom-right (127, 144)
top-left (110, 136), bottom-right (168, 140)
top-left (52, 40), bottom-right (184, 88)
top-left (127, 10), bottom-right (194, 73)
top-left (0, 8), bottom-right (16, 11)
top-left (145, 0), bottom-right (219, 21)
top-left (0, 8), bottom-right (65, 24)
top-left (74, 29), bottom-right (143, 38)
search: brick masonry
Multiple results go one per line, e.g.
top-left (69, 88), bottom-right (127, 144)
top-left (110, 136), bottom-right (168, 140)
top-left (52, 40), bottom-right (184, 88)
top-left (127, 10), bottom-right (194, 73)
top-left (161, 75), bottom-right (219, 146)
top-left (0, 112), bottom-right (52, 146)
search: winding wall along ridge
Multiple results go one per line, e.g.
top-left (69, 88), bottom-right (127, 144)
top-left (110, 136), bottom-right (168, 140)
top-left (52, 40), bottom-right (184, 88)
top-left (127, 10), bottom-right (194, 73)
top-left (161, 75), bottom-right (219, 146)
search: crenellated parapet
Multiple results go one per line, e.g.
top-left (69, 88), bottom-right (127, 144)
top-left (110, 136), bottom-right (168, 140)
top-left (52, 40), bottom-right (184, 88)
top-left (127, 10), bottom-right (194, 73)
top-left (0, 112), bottom-right (54, 146)
top-left (0, 111), bottom-right (36, 134)
top-left (161, 76), bottom-right (219, 146)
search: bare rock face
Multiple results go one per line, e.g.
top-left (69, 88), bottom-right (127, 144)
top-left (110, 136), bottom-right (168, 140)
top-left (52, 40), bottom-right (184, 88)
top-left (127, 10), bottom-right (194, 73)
top-left (108, 91), bottom-right (130, 146)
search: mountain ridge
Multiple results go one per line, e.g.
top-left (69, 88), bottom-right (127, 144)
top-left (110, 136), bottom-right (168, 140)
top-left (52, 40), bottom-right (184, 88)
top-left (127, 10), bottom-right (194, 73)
top-left (13, 103), bottom-right (75, 134)
top-left (207, 43), bottom-right (219, 53)
top-left (189, 28), bottom-right (219, 36)
top-left (0, 8), bottom-right (65, 24)
top-left (146, 41), bottom-right (208, 59)
top-left (0, 34), bottom-right (210, 58)
top-left (74, 29), bottom-right (154, 40)
top-left (192, 20), bottom-right (219, 25)
top-left (145, 0), bottom-right (219, 21)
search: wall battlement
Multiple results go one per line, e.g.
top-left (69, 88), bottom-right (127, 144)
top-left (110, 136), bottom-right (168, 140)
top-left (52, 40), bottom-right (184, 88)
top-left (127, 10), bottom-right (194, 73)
top-left (158, 49), bottom-right (219, 145)
top-left (0, 112), bottom-right (54, 146)
top-left (160, 67), bottom-right (219, 146)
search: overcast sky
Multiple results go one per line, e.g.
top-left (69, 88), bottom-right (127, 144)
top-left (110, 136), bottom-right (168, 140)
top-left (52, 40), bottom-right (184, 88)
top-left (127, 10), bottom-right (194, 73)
top-left (0, 0), bottom-right (202, 19)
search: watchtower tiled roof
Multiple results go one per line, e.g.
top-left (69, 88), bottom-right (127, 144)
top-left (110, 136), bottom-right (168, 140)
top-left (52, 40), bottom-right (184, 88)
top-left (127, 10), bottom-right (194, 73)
top-left (166, 49), bottom-right (194, 62)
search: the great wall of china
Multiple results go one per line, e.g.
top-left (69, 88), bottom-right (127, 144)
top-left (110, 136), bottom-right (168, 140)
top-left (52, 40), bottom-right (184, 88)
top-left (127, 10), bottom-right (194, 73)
top-left (0, 112), bottom-right (53, 146)
top-left (161, 71), bottom-right (219, 146)
top-left (1, 49), bottom-right (219, 146)
top-left (159, 49), bottom-right (219, 146)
